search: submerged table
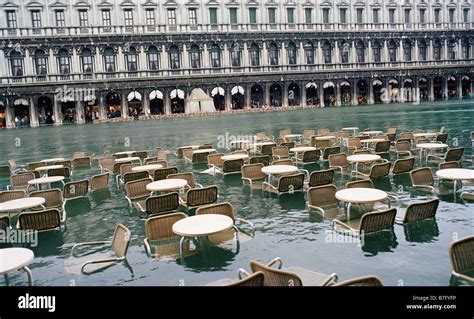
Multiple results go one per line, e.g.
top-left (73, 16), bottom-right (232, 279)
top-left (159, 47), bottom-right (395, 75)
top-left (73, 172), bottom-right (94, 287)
top-left (261, 165), bottom-right (299, 184)
top-left (0, 248), bottom-right (34, 286)
top-left (342, 127), bottom-right (359, 137)
top-left (336, 188), bottom-right (389, 221)
top-left (172, 214), bottom-right (234, 259)
top-left (40, 158), bottom-right (65, 164)
top-left (146, 178), bottom-right (188, 193)
top-left (27, 176), bottom-right (64, 191)
top-left (284, 134), bottom-right (303, 143)
top-left (0, 197), bottom-right (46, 218)
top-left (193, 149), bottom-right (217, 154)
top-left (416, 143), bottom-right (448, 166)
top-left (290, 146), bottom-right (317, 163)
top-left (361, 131), bottom-right (383, 137)
top-left (221, 154), bottom-right (249, 161)
top-left (131, 164), bottom-right (163, 174)
top-left (115, 157), bottom-right (141, 164)
top-left (436, 169), bottom-right (474, 194)
top-left (35, 165), bottom-right (64, 176)
top-left (347, 154), bottom-right (382, 175)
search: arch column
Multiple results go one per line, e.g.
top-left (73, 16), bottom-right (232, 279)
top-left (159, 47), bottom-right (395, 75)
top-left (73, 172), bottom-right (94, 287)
top-left (76, 101), bottom-right (85, 124)
top-left (29, 97), bottom-right (39, 127)
top-left (336, 82), bottom-right (341, 107)
top-left (5, 102), bottom-right (14, 128)
top-left (121, 90), bottom-right (129, 118)
top-left (245, 83), bottom-right (252, 109)
top-left (400, 80), bottom-right (405, 103)
top-left (428, 77), bottom-right (435, 101)
top-left (457, 75), bottom-right (462, 99)
top-left (282, 82), bottom-right (289, 107)
top-left (384, 80), bottom-right (390, 104)
top-left (352, 80), bottom-right (358, 105)
top-left (414, 77), bottom-right (420, 104)
top-left (143, 90), bottom-right (150, 116)
top-left (368, 80), bottom-right (374, 104)
top-left (164, 88), bottom-right (171, 114)
top-left (262, 43), bottom-right (269, 68)
top-left (225, 86), bottom-right (232, 110)
top-left (264, 83), bottom-right (270, 107)
top-left (319, 81), bottom-right (325, 107)
top-left (443, 77), bottom-right (448, 100)
top-left (99, 95), bottom-right (106, 120)
top-left (414, 39), bottom-right (419, 63)
top-left (301, 81), bottom-right (307, 107)
top-left (368, 40), bottom-right (373, 63)
top-left (53, 97), bottom-right (62, 125)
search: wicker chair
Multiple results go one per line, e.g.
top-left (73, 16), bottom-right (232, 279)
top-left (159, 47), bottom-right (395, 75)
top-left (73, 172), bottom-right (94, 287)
top-left (307, 185), bottom-right (340, 216)
top-left (124, 178), bottom-right (153, 211)
top-left (156, 148), bottom-right (167, 160)
top-left (132, 151), bottom-right (149, 163)
top-left (395, 140), bottom-right (412, 158)
top-left (177, 146), bottom-right (192, 158)
top-left (307, 169), bottom-right (335, 188)
top-left (30, 189), bottom-right (63, 210)
top-left (313, 138), bottom-right (333, 149)
top-left (181, 186), bottom-right (218, 209)
top-left (113, 153), bottom-right (129, 159)
top-left (122, 171), bottom-right (149, 185)
top-left (373, 141), bottom-right (391, 155)
top-left (427, 147), bottom-right (464, 164)
top-left (272, 147), bottom-right (289, 161)
top-left (297, 150), bottom-right (320, 165)
top-left (71, 224), bottom-right (131, 274)
top-left (192, 152), bottom-right (211, 164)
top-left (200, 143), bottom-right (214, 149)
top-left (248, 258), bottom-right (338, 286)
top-left (90, 173), bottom-right (110, 191)
top-left (48, 167), bottom-right (71, 179)
top-left (18, 209), bottom-right (65, 232)
top-left (303, 130), bottom-right (316, 143)
top-left (332, 208), bottom-right (397, 236)
top-left (255, 131), bottom-right (274, 142)
top-left (249, 155), bottom-right (270, 166)
top-left (279, 129), bottom-right (291, 138)
top-left (448, 236), bottom-right (474, 284)
top-left (116, 163), bottom-right (138, 185)
top-left (392, 157), bottom-right (415, 175)
top-left (410, 168), bottom-right (435, 192)
top-left (436, 133), bottom-right (448, 144)
top-left (8, 160), bottom-right (26, 173)
top-left (99, 157), bottom-right (115, 173)
top-left (328, 153), bottom-right (349, 175)
top-left (207, 153), bottom-right (225, 170)
top-left (144, 192), bottom-right (181, 217)
top-left (72, 152), bottom-right (86, 159)
top-left (400, 132), bottom-right (414, 141)
top-left (241, 164), bottom-right (266, 186)
top-left (54, 160), bottom-right (72, 170)
top-left (438, 161), bottom-right (460, 170)
top-left (144, 212), bottom-right (187, 256)
top-left (261, 144), bottom-right (276, 156)
top-left (355, 162), bottom-right (391, 180)
top-left (219, 159), bottom-right (244, 175)
top-left (196, 202), bottom-right (255, 236)
top-left (318, 128), bottom-right (330, 135)
top-left (26, 161), bottom-right (46, 171)
top-left (263, 173), bottom-right (305, 195)
top-left (322, 147), bottom-right (341, 161)
top-left (63, 180), bottom-right (89, 210)
top-left (207, 271), bottom-right (265, 287)
top-left (72, 157), bottom-right (92, 168)
top-left (112, 161), bottom-right (131, 175)
top-left (272, 159), bottom-right (294, 166)
top-left (387, 127), bottom-right (397, 135)
top-left (8, 172), bottom-right (35, 190)
top-left (353, 149), bottom-right (372, 155)
top-left (153, 167), bottom-right (179, 181)
top-left (0, 190), bottom-right (27, 203)
top-left (280, 142), bottom-right (295, 150)
top-left (333, 275), bottom-right (383, 286)
top-left (167, 172), bottom-right (203, 189)
top-left (396, 199), bottom-right (439, 224)
top-left (347, 138), bottom-right (362, 153)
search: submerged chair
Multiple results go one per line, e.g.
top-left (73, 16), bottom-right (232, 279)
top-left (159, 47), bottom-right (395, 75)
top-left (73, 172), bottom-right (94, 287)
top-left (7, 172), bottom-right (35, 190)
top-left (395, 199), bottom-right (439, 224)
top-left (71, 224), bottom-right (131, 274)
top-left (395, 140), bottom-right (412, 158)
top-left (307, 169), bottom-right (335, 188)
top-left (372, 141), bottom-right (391, 155)
top-left (392, 157), bottom-right (415, 175)
top-left (207, 153), bottom-right (225, 171)
top-left (0, 190), bottom-right (27, 203)
top-left (247, 258), bottom-right (338, 286)
top-left (99, 157), bottom-right (115, 173)
top-left (30, 189), bottom-right (63, 210)
top-left (262, 173), bottom-right (305, 196)
top-left (196, 202), bottom-right (255, 236)
top-left (448, 236), bottom-right (474, 284)
top-left (438, 161), bottom-right (460, 170)
top-left (167, 172), bottom-right (203, 189)
top-left (272, 146), bottom-right (289, 160)
top-left (0, 216), bottom-right (9, 232)
top-left (328, 153), bottom-right (349, 175)
top-left (218, 159), bottom-right (244, 175)
top-left (180, 186), bottom-right (218, 209)
top-left (143, 213), bottom-right (187, 256)
top-left (124, 178), bottom-right (153, 211)
top-left (62, 180), bottom-right (89, 211)
top-left (153, 167), bottom-right (178, 181)
top-left (143, 192), bottom-right (181, 217)
top-left (72, 157), bottom-right (92, 168)
top-left (241, 163), bottom-right (266, 187)
top-left (332, 208), bottom-right (397, 236)
top-left (26, 161), bottom-right (46, 171)
top-left (261, 144), bottom-right (276, 156)
top-left (427, 147), bottom-right (464, 164)
top-left (333, 275), bottom-right (383, 286)
top-left (345, 179), bottom-right (374, 189)
top-left (132, 151), bottom-right (148, 163)
top-left (272, 159), bottom-right (294, 166)
top-left (410, 168), bottom-right (435, 192)
top-left (18, 209), bottom-right (65, 232)
top-left (8, 159), bottom-right (26, 173)
top-left (297, 149), bottom-right (320, 165)
top-left (249, 155), bottom-right (270, 166)
top-left (322, 147), bottom-right (341, 161)
top-left (0, 165), bottom-right (11, 175)
top-left (354, 162), bottom-right (391, 180)
top-left (122, 171), bottom-right (149, 185)
top-left (207, 271), bottom-right (265, 287)
top-left (307, 185), bottom-right (342, 217)
top-left (90, 173), bottom-right (110, 191)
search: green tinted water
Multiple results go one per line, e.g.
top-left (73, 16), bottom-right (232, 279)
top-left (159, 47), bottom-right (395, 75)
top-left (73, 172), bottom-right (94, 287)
top-left (1, 100), bottom-right (473, 286)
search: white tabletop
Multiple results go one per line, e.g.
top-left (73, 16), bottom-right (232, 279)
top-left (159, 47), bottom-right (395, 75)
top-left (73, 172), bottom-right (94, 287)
top-left (179, 145), bottom-right (200, 149)
top-left (40, 158), bottom-right (65, 163)
top-left (347, 154), bottom-right (382, 163)
top-left (131, 164), bottom-right (163, 172)
top-left (0, 197), bottom-right (45, 212)
top-left (261, 165), bottom-right (299, 175)
top-left (146, 178), bottom-right (188, 192)
top-left (193, 149), bottom-right (216, 154)
top-left (361, 139), bottom-right (386, 144)
top-left (416, 143), bottom-right (448, 149)
top-left (28, 176), bottom-right (64, 185)
top-left (436, 169), bottom-right (474, 181)
top-left (114, 151), bottom-right (135, 156)
top-left (284, 134), bottom-right (302, 138)
top-left (115, 157), bottom-right (140, 163)
top-left (413, 132), bottom-right (438, 138)
top-left (361, 131), bottom-right (383, 135)
top-left (0, 248), bottom-right (34, 275)
top-left (290, 146), bottom-right (317, 152)
top-left (315, 136), bottom-right (337, 140)
top-left (229, 140), bottom-right (251, 144)
top-left (172, 214), bottom-right (233, 237)
top-left (221, 154), bottom-right (249, 161)
top-left (342, 127), bottom-right (359, 131)
top-left (35, 165), bottom-right (64, 171)
top-left (251, 142), bottom-right (275, 147)
top-left (336, 188), bottom-right (388, 203)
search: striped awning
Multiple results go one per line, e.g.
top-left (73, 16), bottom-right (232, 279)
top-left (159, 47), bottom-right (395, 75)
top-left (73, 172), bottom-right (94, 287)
top-left (149, 90), bottom-right (164, 100)
top-left (13, 98), bottom-right (29, 106)
top-left (170, 89), bottom-right (185, 99)
top-left (323, 81), bottom-right (335, 89)
top-left (231, 86), bottom-right (245, 95)
top-left (340, 81), bottom-right (350, 87)
top-left (373, 79), bottom-right (383, 86)
top-left (127, 91), bottom-right (142, 102)
top-left (389, 79), bottom-right (398, 84)
top-left (306, 82), bottom-right (318, 89)
top-left (447, 76), bottom-right (456, 81)
top-left (404, 78), bottom-right (413, 83)
top-left (211, 87), bottom-right (225, 97)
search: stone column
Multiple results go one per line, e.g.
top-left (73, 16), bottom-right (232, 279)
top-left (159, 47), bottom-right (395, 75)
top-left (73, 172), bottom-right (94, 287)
top-left (121, 90), bottom-right (129, 118)
top-left (139, 45), bottom-right (147, 71)
top-left (161, 45), bottom-right (167, 72)
top-left (223, 43), bottom-right (230, 67)
top-left (414, 39), bottom-right (419, 63)
top-left (117, 46), bottom-right (125, 71)
top-left (457, 75), bottom-right (462, 99)
top-left (368, 40), bottom-right (373, 63)
top-left (202, 43), bottom-right (209, 69)
top-left (264, 82), bottom-right (270, 106)
top-left (242, 42), bottom-right (249, 68)
top-left (49, 48), bottom-right (56, 74)
top-left (95, 47), bottom-right (103, 73)
top-left (368, 79), bottom-right (374, 104)
top-left (53, 97), bottom-right (62, 125)
top-left (71, 47), bottom-right (79, 74)
top-left (351, 41), bottom-right (356, 64)
top-left (428, 39), bottom-right (434, 61)
top-left (301, 81), bottom-right (307, 107)
top-left (400, 80), bottom-right (405, 103)
top-left (428, 77), bottom-right (435, 101)
top-left (334, 41), bottom-right (340, 64)
top-left (414, 77), bottom-right (420, 104)
top-left (384, 80), bottom-right (390, 104)
top-left (317, 40), bottom-right (323, 65)
top-left (282, 82), bottom-right (288, 107)
top-left (352, 81), bottom-right (358, 105)
top-left (24, 49), bottom-right (33, 76)
top-left (444, 39), bottom-right (448, 61)
top-left (399, 42), bottom-right (404, 63)
top-left (29, 97), bottom-right (39, 127)
top-left (99, 95), bottom-right (106, 120)
top-left (245, 83), bottom-right (252, 109)
top-left (443, 77), bottom-right (448, 100)
top-left (164, 89), bottom-right (171, 114)
top-left (143, 90), bottom-right (150, 116)
top-left (299, 42), bottom-right (305, 66)
top-left (262, 42), bottom-right (269, 67)
top-left (76, 101), bottom-right (85, 124)
top-left (225, 86), bottom-right (232, 110)
top-left (281, 42), bottom-right (287, 67)
top-left (319, 81), bottom-right (325, 107)
top-left (383, 40), bottom-right (389, 63)
top-left (5, 102), bottom-right (14, 128)
top-left (336, 82), bottom-right (341, 107)
top-left (182, 45), bottom-right (189, 70)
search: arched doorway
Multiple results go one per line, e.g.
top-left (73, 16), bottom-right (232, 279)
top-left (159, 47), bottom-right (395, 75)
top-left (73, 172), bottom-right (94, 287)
top-left (269, 83), bottom-right (282, 107)
top-left (288, 83), bottom-right (300, 106)
top-left (231, 86), bottom-right (245, 109)
top-left (373, 79), bottom-right (383, 104)
top-left (404, 79), bottom-right (413, 102)
top-left (356, 80), bottom-right (368, 105)
top-left (419, 78), bottom-right (428, 101)
top-left (447, 76), bottom-right (457, 98)
top-left (0, 102), bottom-right (5, 128)
top-left (433, 76), bottom-right (443, 100)
top-left (305, 82), bottom-right (319, 107)
top-left (127, 91), bottom-right (143, 118)
top-left (106, 92), bottom-right (121, 118)
top-left (462, 75), bottom-right (471, 98)
top-left (323, 82), bottom-right (336, 106)
top-left (38, 96), bottom-right (54, 125)
top-left (149, 90), bottom-right (164, 115)
top-left (250, 84), bottom-right (264, 108)
top-left (340, 81), bottom-right (351, 106)
top-left (12, 98), bottom-right (30, 127)
top-left (211, 87), bottom-right (225, 111)
top-left (389, 79), bottom-right (399, 103)
top-left (61, 100), bottom-right (76, 124)
top-left (170, 89), bottom-right (185, 113)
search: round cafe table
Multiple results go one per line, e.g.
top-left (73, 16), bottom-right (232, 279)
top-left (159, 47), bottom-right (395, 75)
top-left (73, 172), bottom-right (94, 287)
top-left (336, 188), bottom-right (389, 221)
top-left (115, 157), bottom-right (141, 164)
top-left (35, 165), bottom-right (64, 176)
top-left (229, 140), bottom-right (250, 150)
top-left (27, 176), bottom-right (64, 191)
top-left (113, 151), bottom-right (135, 157)
top-left (146, 178), bottom-right (188, 193)
top-left (342, 127), bottom-right (359, 137)
top-left (40, 158), bottom-right (65, 164)
top-left (193, 149), bottom-right (217, 154)
top-left (0, 248), bottom-right (34, 286)
top-left (436, 169), bottom-right (474, 194)
top-left (416, 143), bottom-right (448, 165)
top-left (361, 131), bottom-right (383, 137)
top-left (347, 154), bottom-right (382, 175)
top-left (221, 154), bottom-right (249, 161)
top-left (0, 197), bottom-right (45, 214)
top-left (290, 146), bottom-right (317, 163)
top-left (413, 132), bottom-right (438, 139)
top-left (314, 136), bottom-right (337, 140)
top-left (131, 164), bottom-right (163, 173)
top-left (172, 214), bottom-right (234, 259)
top-left (284, 134), bottom-right (303, 142)
top-left (261, 165), bottom-right (299, 184)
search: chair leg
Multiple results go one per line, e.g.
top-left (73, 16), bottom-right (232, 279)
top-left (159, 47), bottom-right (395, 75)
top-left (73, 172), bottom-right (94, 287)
top-left (23, 266), bottom-right (33, 286)
top-left (179, 236), bottom-right (186, 261)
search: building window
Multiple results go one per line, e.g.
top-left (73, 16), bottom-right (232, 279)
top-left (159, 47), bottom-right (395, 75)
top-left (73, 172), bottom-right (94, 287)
top-left (287, 8), bottom-right (294, 24)
top-left (190, 45), bottom-right (201, 68)
top-left (448, 41), bottom-right (456, 60)
top-left (210, 45), bottom-right (221, 68)
top-left (403, 40), bottom-right (412, 61)
top-left (35, 50), bottom-right (47, 75)
top-left (433, 40), bottom-right (442, 60)
top-left (102, 9), bottom-right (111, 26)
top-left (189, 9), bottom-right (197, 25)
top-left (6, 10), bottom-right (17, 28)
top-left (126, 47), bottom-right (138, 71)
top-left (404, 9), bottom-right (411, 23)
top-left (449, 9), bottom-right (455, 23)
top-left (434, 9), bottom-right (441, 23)
top-left (249, 43), bottom-right (260, 66)
top-left (419, 9), bottom-right (426, 23)
top-left (340, 42), bottom-right (349, 63)
top-left (228, 8), bottom-right (237, 24)
top-left (388, 41), bottom-right (397, 62)
top-left (356, 41), bottom-right (365, 63)
top-left (145, 9), bottom-right (155, 25)
top-left (249, 8), bottom-right (257, 24)
top-left (418, 41), bottom-right (427, 61)
top-left (168, 9), bottom-right (176, 25)
top-left (31, 10), bottom-right (41, 28)
top-left (209, 8), bottom-right (217, 25)
top-left (389, 9), bottom-right (396, 24)
top-left (372, 8), bottom-right (379, 23)
top-left (268, 8), bottom-right (276, 24)
top-left (462, 39), bottom-right (470, 59)
top-left (305, 8), bottom-right (312, 24)
top-left (323, 8), bottom-right (330, 24)
top-left (104, 48), bottom-right (116, 72)
top-left (305, 42), bottom-right (314, 64)
top-left (372, 41), bottom-right (381, 63)
top-left (124, 9), bottom-right (133, 26)
top-left (148, 46), bottom-right (159, 70)
top-left (323, 41), bottom-right (332, 64)
top-left (58, 49), bottom-right (70, 74)
top-left (339, 8), bottom-right (347, 24)
top-left (287, 42), bottom-right (297, 65)
top-left (269, 43), bottom-right (279, 66)
top-left (356, 8), bottom-right (363, 23)
top-left (230, 43), bottom-right (241, 67)
top-left (55, 10), bottom-right (65, 27)
top-left (169, 46), bottom-right (180, 69)
top-left (464, 9), bottom-right (470, 23)
top-left (10, 51), bottom-right (23, 76)
top-left (79, 10), bottom-right (89, 27)
top-left (81, 49), bottom-right (93, 73)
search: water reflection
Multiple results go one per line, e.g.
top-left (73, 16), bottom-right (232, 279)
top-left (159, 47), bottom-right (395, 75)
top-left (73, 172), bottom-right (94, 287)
top-left (403, 219), bottom-right (439, 243)
top-left (361, 230), bottom-right (398, 256)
